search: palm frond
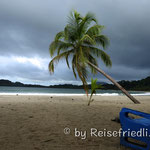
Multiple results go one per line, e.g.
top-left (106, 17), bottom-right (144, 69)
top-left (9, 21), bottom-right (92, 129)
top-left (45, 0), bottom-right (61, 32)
top-left (80, 64), bottom-right (88, 80)
top-left (91, 78), bottom-right (102, 92)
top-left (86, 25), bottom-right (104, 37)
top-left (78, 46), bottom-right (88, 65)
top-left (64, 25), bottom-right (78, 43)
top-left (67, 11), bottom-right (77, 27)
top-left (99, 50), bottom-right (112, 67)
top-left (49, 40), bottom-right (73, 57)
top-left (57, 41), bottom-right (73, 55)
top-left (80, 34), bottom-right (95, 45)
top-left (95, 35), bottom-right (109, 49)
top-left (78, 12), bottom-right (97, 38)
top-left (49, 41), bottom-right (59, 57)
top-left (72, 55), bottom-right (77, 79)
top-left (83, 12), bottom-right (97, 26)
top-left (65, 52), bottom-right (70, 68)
top-left (87, 53), bottom-right (98, 74)
top-left (86, 46), bottom-right (112, 67)
top-left (88, 78), bottom-right (102, 106)
top-left (55, 31), bottom-right (64, 41)
top-left (49, 49), bottom-right (74, 73)
top-left (73, 10), bottom-right (82, 24)
top-left (76, 63), bottom-right (88, 94)
top-left (67, 10), bottom-right (82, 41)
top-left (49, 61), bottom-right (54, 74)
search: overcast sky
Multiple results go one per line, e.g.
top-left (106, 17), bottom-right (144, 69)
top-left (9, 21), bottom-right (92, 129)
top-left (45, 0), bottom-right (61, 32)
top-left (0, 0), bottom-right (150, 85)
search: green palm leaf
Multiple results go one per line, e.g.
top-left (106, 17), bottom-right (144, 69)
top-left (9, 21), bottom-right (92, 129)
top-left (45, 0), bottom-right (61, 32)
top-left (88, 78), bottom-right (102, 106)
top-left (95, 35), bottom-right (109, 49)
top-left (49, 49), bottom-right (74, 73)
top-left (86, 25), bottom-right (104, 37)
top-left (49, 10), bottom-right (111, 96)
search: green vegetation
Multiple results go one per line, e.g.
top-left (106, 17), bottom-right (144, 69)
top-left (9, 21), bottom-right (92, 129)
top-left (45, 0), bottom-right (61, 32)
top-left (0, 76), bottom-right (150, 91)
top-left (88, 78), bottom-right (102, 106)
top-left (48, 10), bottom-right (140, 104)
top-left (49, 10), bottom-right (111, 94)
top-left (105, 76), bottom-right (150, 91)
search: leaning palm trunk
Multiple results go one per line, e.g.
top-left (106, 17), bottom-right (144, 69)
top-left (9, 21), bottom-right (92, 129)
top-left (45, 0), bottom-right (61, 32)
top-left (88, 62), bottom-right (140, 104)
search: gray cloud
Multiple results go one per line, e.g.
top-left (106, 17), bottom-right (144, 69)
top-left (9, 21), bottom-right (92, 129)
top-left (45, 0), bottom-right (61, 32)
top-left (0, 0), bottom-right (150, 85)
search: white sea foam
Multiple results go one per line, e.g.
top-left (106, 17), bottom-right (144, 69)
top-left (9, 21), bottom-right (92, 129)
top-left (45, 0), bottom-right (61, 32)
top-left (132, 92), bottom-right (150, 96)
top-left (0, 93), bottom-right (85, 96)
top-left (97, 93), bottom-right (119, 96)
top-left (0, 92), bottom-right (149, 96)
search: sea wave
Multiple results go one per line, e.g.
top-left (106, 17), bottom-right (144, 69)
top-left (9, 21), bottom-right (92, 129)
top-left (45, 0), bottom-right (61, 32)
top-left (132, 92), bottom-right (150, 96)
top-left (0, 92), bottom-right (150, 96)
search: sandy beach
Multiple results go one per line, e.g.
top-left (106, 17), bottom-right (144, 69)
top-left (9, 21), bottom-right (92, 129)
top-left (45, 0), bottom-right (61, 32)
top-left (0, 95), bottom-right (150, 150)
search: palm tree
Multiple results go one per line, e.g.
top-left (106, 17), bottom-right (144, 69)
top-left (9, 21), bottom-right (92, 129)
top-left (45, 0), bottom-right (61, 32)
top-left (49, 10), bottom-right (140, 104)
top-left (88, 78), bottom-right (102, 106)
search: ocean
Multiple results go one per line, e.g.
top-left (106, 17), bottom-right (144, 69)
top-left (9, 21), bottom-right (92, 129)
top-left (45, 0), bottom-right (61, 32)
top-left (0, 86), bottom-right (150, 96)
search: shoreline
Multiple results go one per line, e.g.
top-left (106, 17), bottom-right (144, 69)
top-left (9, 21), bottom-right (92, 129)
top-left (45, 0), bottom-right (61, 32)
top-left (0, 92), bottom-right (150, 96)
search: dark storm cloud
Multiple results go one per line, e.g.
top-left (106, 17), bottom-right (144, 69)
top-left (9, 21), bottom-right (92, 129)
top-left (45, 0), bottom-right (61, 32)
top-left (0, 0), bottom-right (70, 57)
top-left (0, 0), bottom-right (150, 84)
top-left (107, 12), bottom-right (150, 70)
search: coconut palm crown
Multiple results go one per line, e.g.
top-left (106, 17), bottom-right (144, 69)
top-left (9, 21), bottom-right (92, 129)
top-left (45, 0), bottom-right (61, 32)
top-left (49, 10), bottom-right (111, 93)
